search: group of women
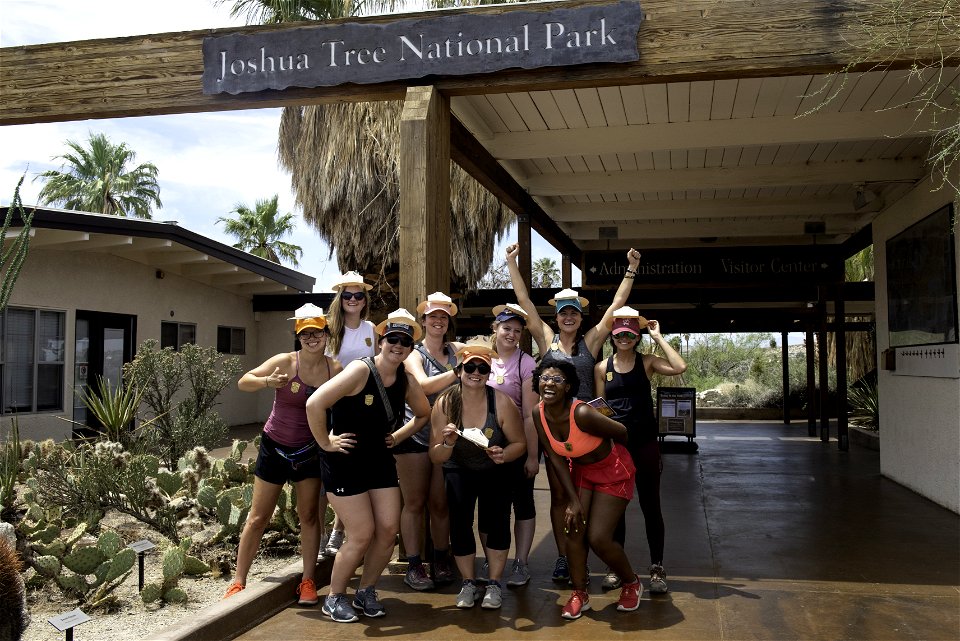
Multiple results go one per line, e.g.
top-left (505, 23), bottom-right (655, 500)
top-left (224, 244), bottom-right (687, 623)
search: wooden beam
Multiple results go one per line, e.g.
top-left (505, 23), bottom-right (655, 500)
top-left (399, 86), bottom-right (450, 313)
top-left (525, 159), bottom-right (925, 196)
top-left (4, 0), bottom-right (955, 126)
top-left (450, 116), bottom-right (582, 263)
top-left (564, 218), bottom-right (860, 239)
top-left (485, 109), bottom-right (943, 159)
top-left (549, 197), bottom-right (861, 222)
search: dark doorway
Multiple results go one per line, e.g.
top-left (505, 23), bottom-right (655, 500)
top-left (73, 311), bottom-right (136, 436)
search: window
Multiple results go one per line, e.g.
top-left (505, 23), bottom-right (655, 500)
top-left (217, 326), bottom-right (246, 355)
top-left (160, 321), bottom-right (196, 350)
top-left (1, 307), bottom-right (65, 414)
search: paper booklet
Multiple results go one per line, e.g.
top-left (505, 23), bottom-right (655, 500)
top-left (587, 396), bottom-right (615, 417)
top-left (459, 427), bottom-right (491, 450)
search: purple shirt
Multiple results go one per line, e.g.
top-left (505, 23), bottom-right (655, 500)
top-left (487, 348), bottom-right (535, 411)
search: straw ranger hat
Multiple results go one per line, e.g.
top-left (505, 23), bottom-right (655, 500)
top-left (375, 308), bottom-right (423, 341)
top-left (331, 270), bottom-right (373, 291)
top-left (491, 303), bottom-right (528, 324)
top-left (547, 288), bottom-right (590, 312)
top-left (288, 303), bottom-right (327, 334)
top-left (455, 337), bottom-right (498, 365)
top-left (607, 305), bottom-right (649, 334)
top-left (416, 292), bottom-right (459, 316)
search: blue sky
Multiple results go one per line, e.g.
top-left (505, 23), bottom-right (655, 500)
top-left (0, 0), bottom-right (569, 292)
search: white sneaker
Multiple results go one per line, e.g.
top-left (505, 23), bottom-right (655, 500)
top-left (649, 564), bottom-right (668, 594)
top-left (481, 583), bottom-right (502, 609)
top-left (456, 581), bottom-right (483, 608)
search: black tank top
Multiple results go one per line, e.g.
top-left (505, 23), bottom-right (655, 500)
top-left (444, 387), bottom-right (504, 471)
top-left (603, 354), bottom-right (658, 446)
top-left (330, 363), bottom-right (406, 459)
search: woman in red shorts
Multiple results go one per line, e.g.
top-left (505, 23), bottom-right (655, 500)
top-left (533, 358), bottom-right (642, 620)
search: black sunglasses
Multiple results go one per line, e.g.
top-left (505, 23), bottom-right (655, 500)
top-left (385, 334), bottom-right (414, 348)
top-left (462, 361), bottom-right (491, 375)
top-left (341, 291), bottom-right (366, 301)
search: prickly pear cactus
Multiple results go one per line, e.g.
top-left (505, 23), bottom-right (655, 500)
top-left (182, 555), bottom-right (210, 576)
top-left (164, 586), bottom-right (188, 603)
top-left (62, 546), bottom-right (106, 575)
top-left (162, 547), bottom-right (185, 582)
top-left (197, 484), bottom-right (218, 510)
top-left (156, 469), bottom-right (183, 496)
top-left (32, 555), bottom-right (61, 578)
top-left (56, 572), bottom-right (89, 596)
top-left (141, 582), bottom-right (163, 604)
top-left (103, 548), bottom-right (136, 584)
top-left (97, 530), bottom-right (123, 557)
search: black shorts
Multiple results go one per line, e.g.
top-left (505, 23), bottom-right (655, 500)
top-left (322, 450), bottom-right (399, 497)
top-left (254, 432), bottom-right (323, 485)
top-left (506, 458), bottom-right (537, 521)
top-left (392, 437), bottom-right (429, 455)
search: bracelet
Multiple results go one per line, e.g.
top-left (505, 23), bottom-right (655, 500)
top-left (624, 268), bottom-right (637, 275)
top-left (263, 376), bottom-right (270, 388)
top-left (441, 441), bottom-right (454, 448)
top-left (624, 274), bottom-right (635, 279)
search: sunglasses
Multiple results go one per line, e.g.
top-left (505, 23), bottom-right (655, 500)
top-left (540, 375), bottom-right (566, 385)
top-left (462, 361), bottom-right (491, 375)
top-left (385, 334), bottom-right (414, 348)
top-left (298, 330), bottom-right (327, 340)
top-left (341, 291), bottom-right (366, 301)
top-left (615, 332), bottom-right (639, 341)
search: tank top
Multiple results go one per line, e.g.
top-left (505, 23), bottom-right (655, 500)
top-left (333, 320), bottom-right (376, 366)
top-left (488, 347), bottom-right (536, 411)
top-left (546, 336), bottom-right (596, 401)
top-left (263, 352), bottom-right (328, 447)
top-left (603, 354), bottom-right (658, 446)
top-left (328, 362), bottom-right (406, 460)
top-left (404, 343), bottom-right (457, 445)
top-left (444, 387), bottom-right (504, 471)
top-left (540, 399), bottom-right (603, 458)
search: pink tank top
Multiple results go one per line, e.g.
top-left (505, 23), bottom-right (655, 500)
top-left (263, 353), bottom-right (327, 446)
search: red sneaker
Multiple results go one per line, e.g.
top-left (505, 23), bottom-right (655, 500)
top-left (297, 578), bottom-right (319, 606)
top-left (223, 582), bottom-right (245, 599)
top-left (561, 589), bottom-right (591, 620)
top-left (616, 575), bottom-right (642, 611)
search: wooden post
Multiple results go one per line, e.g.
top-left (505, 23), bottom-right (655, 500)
top-left (806, 328), bottom-right (816, 437)
top-left (781, 331), bottom-right (790, 424)
top-left (517, 213), bottom-right (533, 354)
top-left (817, 294), bottom-right (830, 442)
top-left (399, 86), bottom-right (450, 314)
top-left (835, 286), bottom-right (848, 451)
top-left (562, 255), bottom-right (572, 288)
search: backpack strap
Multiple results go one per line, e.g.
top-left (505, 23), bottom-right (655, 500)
top-left (361, 357), bottom-right (396, 427)
top-left (415, 343), bottom-right (448, 375)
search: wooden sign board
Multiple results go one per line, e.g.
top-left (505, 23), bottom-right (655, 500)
top-left (204, 1), bottom-right (643, 94)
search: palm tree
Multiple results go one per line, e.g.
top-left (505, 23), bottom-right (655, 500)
top-left (218, 0), bottom-right (523, 298)
top-left (217, 195), bottom-right (303, 266)
top-left (36, 132), bottom-right (161, 218)
top-left (532, 257), bottom-right (560, 288)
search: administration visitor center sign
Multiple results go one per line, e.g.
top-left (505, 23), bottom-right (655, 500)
top-left (203, 1), bottom-right (643, 94)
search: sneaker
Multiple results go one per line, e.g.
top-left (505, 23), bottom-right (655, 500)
top-left (616, 575), bottom-right (642, 612)
top-left (431, 556), bottom-right (456, 586)
top-left (478, 560), bottom-right (489, 581)
top-left (296, 578), bottom-right (319, 606)
top-left (602, 570), bottom-right (621, 591)
top-left (551, 556), bottom-right (569, 583)
top-left (223, 582), bottom-right (244, 599)
top-left (404, 564), bottom-right (435, 591)
top-left (352, 586), bottom-right (386, 618)
top-left (324, 529), bottom-right (344, 557)
top-left (561, 589), bottom-right (591, 620)
top-left (506, 560), bottom-right (531, 587)
top-left (649, 564), bottom-right (669, 594)
top-left (455, 580), bottom-right (483, 608)
top-left (322, 593), bottom-right (359, 623)
top-left (481, 582), bottom-right (503, 609)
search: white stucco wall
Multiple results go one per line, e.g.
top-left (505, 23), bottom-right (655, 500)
top-left (3, 248), bottom-right (292, 441)
top-left (874, 176), bottom-right (960, 513)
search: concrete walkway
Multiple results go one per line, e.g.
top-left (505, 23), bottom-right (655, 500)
top-left (168, 422), bottom-right (960, 641)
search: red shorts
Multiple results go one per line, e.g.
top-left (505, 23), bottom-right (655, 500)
top-left (570, 443), bottom-right (636, 501)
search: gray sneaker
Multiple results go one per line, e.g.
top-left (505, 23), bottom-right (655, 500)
top-left (324, 529), bottom-right (344, 557)
top-left (506, 560), bottom-right (530, 587)
top-left (602, 570), bottom-right (621, 590)
top-left (649, 564), bottom-right (669, 594)
top-left (352, 586), bottom-right (386, 617)
top-left (455, 580), bottom-right (483, 608)
top-left (404, 564), bottom-right (435, 591)
top-left (322, 593), bottom-right (358, 623)
top-left (478, 560), bottom-right (489, 581)
top-left (481, 582), bottom-right (503, 609)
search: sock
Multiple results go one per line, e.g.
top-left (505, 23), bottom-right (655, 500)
top-left (407, 554), bottom-right (422, 567)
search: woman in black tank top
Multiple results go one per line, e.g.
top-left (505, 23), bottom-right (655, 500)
top-left (594, 310), bottom-right (686, 596)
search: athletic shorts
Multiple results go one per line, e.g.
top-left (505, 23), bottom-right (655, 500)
top-left (254, 432), bottom-right (323, 485)
top-left (322, 450), bottom-right (399, 497)
top-left (570, 442), bottom-right (636, 501)
top-left (392, 437), bottom-right (429, 455)
top-left (506, 458), bottom-right (537, 521)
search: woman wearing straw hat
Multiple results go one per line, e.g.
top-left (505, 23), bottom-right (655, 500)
top-left (505, 244), bottom-right (641, 582)
top-left (484, 303), bottom-right (539, 587)
top-left (430, 339), bottom-right (526, 611)
top-left (394, 292), bottom-right (463, 591)
top-left (307, 309), bottom-right (431, 623)
top-left (223, 304), bottom-right (341, 607)
top-left (533, 358), bottom-right (642, 620)
top-left (323, 270), bottom-right (377, 557)
top-left (595, 307), bottom-right (686, 595)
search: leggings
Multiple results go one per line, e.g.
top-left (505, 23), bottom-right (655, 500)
top-left (444, 465), bottom-right (512, 557)
top-left (613, 438), bottom-right (665, 564)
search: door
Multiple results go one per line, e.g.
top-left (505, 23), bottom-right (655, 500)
top-left (73, 311), bottom-right (136, 435)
